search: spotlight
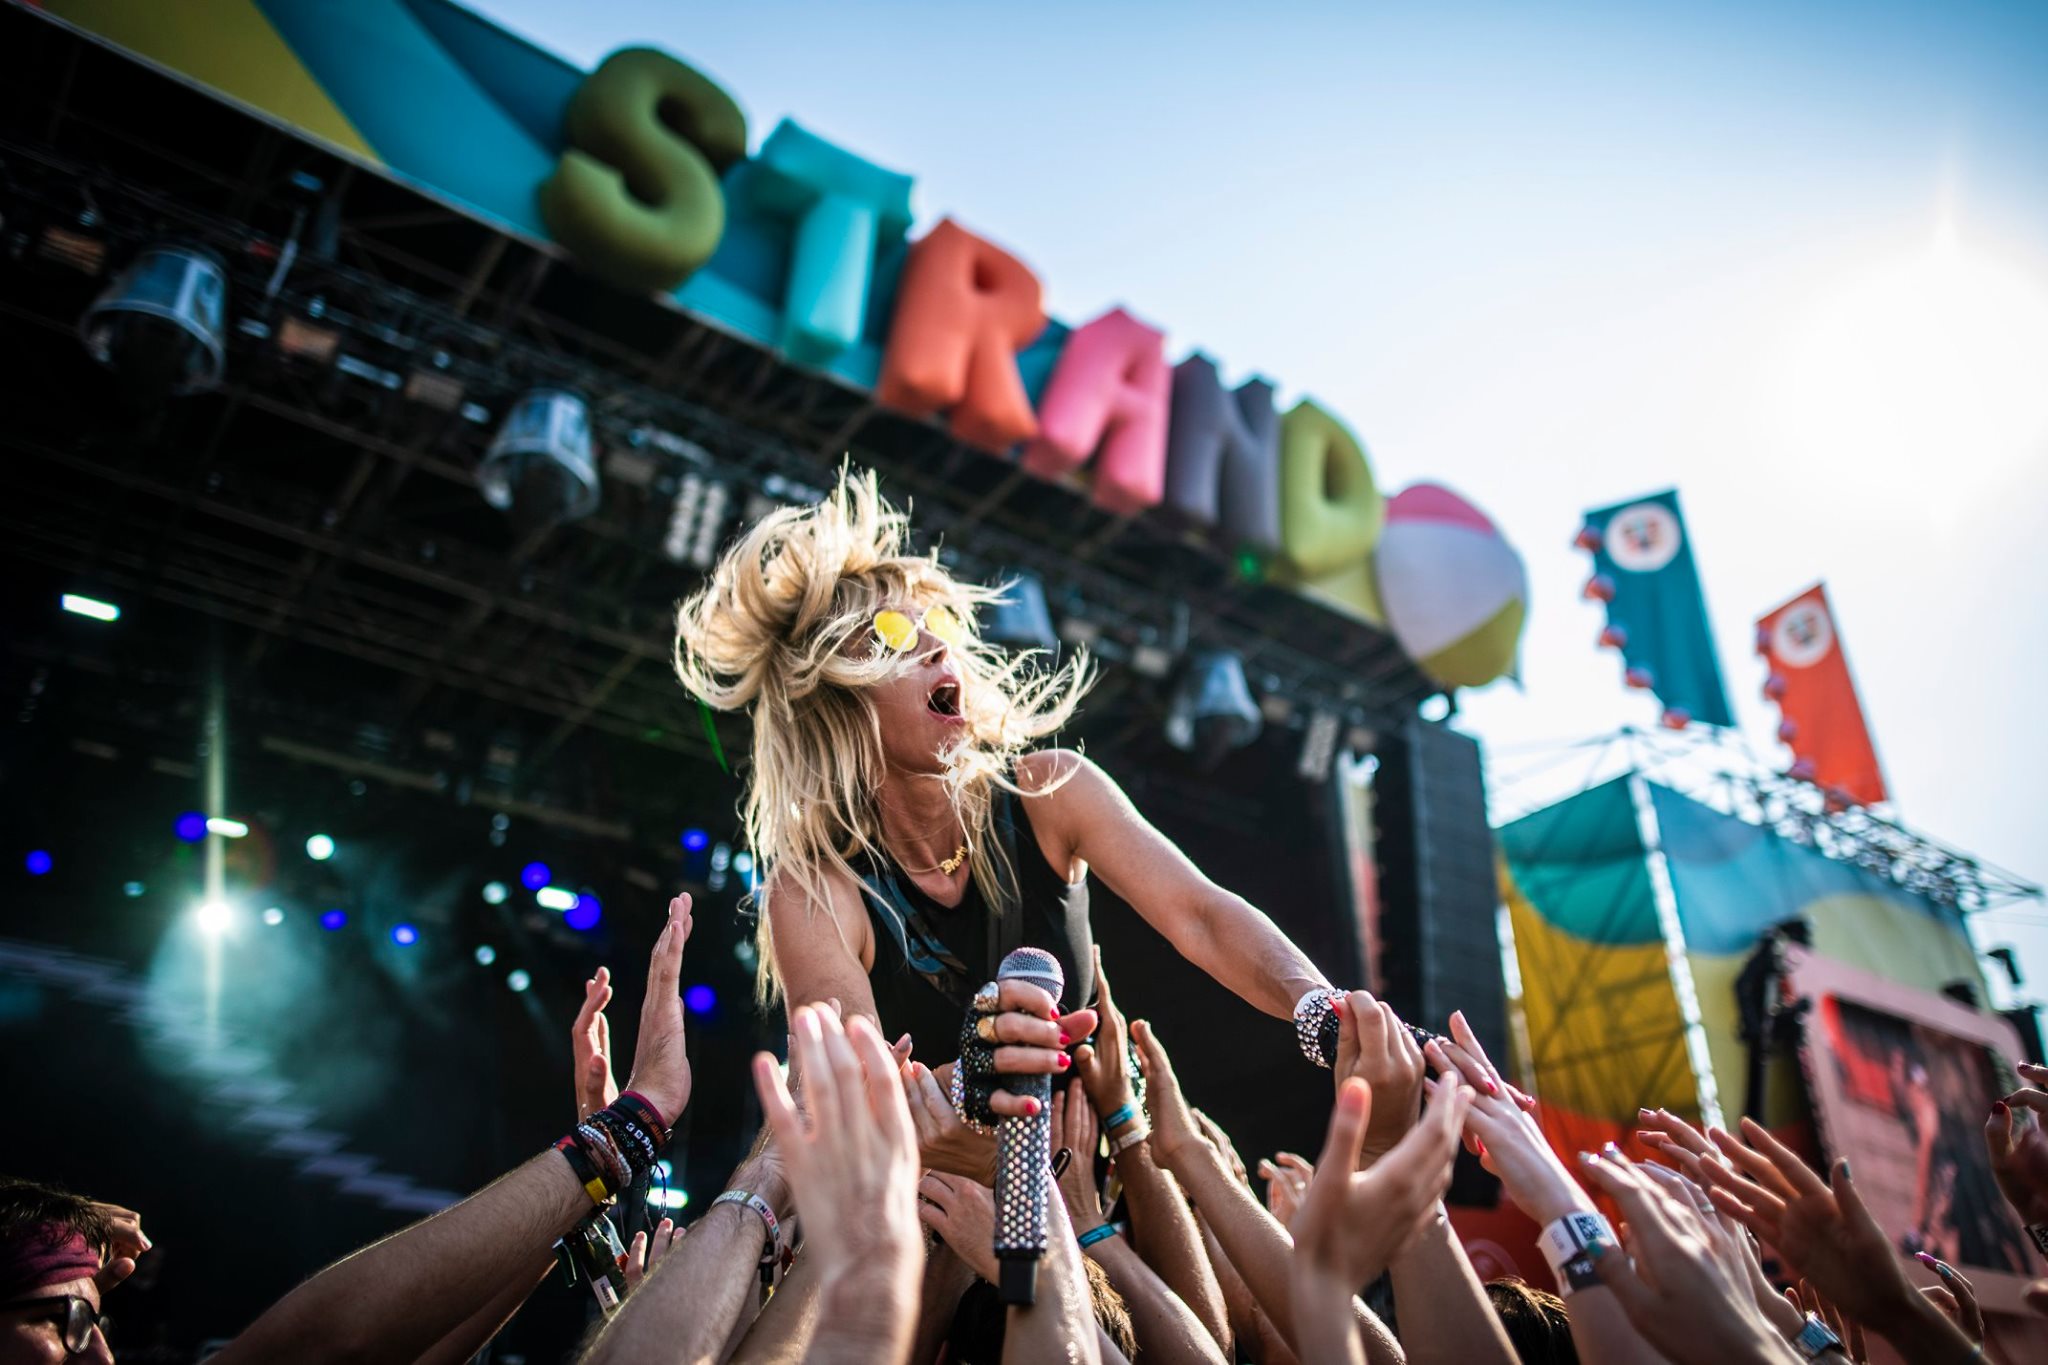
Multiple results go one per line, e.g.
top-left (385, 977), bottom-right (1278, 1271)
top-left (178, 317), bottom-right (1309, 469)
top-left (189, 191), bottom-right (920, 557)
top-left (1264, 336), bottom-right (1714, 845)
top-left (1164, 649), bottom-right (1263, 768)
top-left (205, 817), bottom-right (249, 839)
top-left (648, 1187), bottom-right (690, 1211)
top-left (681, 829), bottom-right (709, 852)
top-left (261, 907), bottom-right (285, 926)
top-left (79, 243), bottom-right (229, 399)
top-left (391, 924), bottom-right (419, 946)
top-left (685, 984), bottom-right (715, 1015)
top-left (984, 570), bottom-right (1059, 651)
top-left (305, 833), bottom-right (336, 862)
top-left (474, 944), bottom-right (498, 966)
top-left (60, 593), bottom-right (120, 622)
top-left (195, 900), bottom-right (235, 937)
top-left (477, 389), bottom-right (600, 537)
top-left (175, 812), bottom-right (208, 843)
top-left (507, 969), bottom-right (532, 993)
top-left (482, 881), bottom-right (509, 905)
top-left (123, 881), bottom-right (146, 898)
top-left (565, 895), bottom-right (602, 932)
top-left (25, 850), bottom-right (52, 876)
top-left (520, 861), bottom-right (551, 890)
top-left (536, 886), bottom-right (577, 912)
top-left (319, 909), bottom-right (348, 931)
top-left (733, 851), bottom-right (754, 875)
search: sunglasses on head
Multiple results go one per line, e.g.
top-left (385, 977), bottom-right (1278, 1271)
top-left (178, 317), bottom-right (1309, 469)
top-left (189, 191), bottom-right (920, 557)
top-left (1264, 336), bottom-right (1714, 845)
top-left (871, 605), bottom-right (966, 653)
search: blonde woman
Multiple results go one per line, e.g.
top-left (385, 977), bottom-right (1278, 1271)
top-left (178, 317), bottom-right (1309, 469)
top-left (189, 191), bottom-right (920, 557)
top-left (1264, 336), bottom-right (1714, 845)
top-left (676, 469), bottom-right (1342, 1127)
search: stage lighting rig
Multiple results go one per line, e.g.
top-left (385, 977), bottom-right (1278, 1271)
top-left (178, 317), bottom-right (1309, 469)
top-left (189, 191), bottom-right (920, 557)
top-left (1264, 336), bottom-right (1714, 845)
top-left (79, 242), bottom-right (228, 399)
top-left (1165, 649), bottom-right (1263, 770)
top-left (477, 388), bottom-right (601, 538)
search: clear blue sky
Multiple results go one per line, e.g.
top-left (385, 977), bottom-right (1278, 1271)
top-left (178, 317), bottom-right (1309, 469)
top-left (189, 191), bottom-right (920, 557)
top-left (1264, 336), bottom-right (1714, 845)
top-left (469, 0), bottom-right (2048, 999)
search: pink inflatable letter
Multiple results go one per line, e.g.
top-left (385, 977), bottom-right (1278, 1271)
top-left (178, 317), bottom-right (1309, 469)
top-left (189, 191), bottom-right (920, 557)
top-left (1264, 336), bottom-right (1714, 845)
top-left (1022, 307), bottom-right (1171, 515)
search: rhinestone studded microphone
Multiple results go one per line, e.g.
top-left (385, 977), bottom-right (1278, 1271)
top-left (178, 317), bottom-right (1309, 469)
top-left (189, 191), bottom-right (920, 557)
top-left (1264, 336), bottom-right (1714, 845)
top-left (993, 945), bottom-right (1064, 1306)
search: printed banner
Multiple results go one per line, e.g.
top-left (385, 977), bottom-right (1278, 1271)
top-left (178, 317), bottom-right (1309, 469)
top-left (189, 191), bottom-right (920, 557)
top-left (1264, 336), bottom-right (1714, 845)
top-left (1579, 491), bottom-right (1734, 727)
top-left (1784, 945), bottom-right (2044, 1346)
top-left (1757, 584), bottom-right (1887, 806)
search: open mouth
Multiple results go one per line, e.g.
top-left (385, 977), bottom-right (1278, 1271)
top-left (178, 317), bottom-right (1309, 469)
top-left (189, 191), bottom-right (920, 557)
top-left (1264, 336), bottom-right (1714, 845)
top-left (927, 681), bottom-right (961, 718)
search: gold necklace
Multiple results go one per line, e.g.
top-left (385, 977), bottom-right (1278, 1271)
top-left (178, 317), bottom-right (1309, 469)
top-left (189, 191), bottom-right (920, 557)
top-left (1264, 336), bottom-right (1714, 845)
top-left (899, 844), bottom-right (970, 876)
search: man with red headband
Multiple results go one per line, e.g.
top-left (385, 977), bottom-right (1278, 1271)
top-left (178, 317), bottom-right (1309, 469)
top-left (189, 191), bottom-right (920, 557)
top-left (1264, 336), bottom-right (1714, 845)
top-left (0, 1179), bottom-right (142, 1364)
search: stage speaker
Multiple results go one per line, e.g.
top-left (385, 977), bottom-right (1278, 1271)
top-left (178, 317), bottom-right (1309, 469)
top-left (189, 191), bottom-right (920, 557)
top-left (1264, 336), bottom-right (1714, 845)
top-left (1372, 717), bottom-right (1508, 1066)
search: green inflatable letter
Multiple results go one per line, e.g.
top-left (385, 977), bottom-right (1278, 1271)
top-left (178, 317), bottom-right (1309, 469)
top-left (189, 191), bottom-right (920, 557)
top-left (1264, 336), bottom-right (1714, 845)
top-left (1271, 399), bottom-right (1387, 623)
top-left (540, 48), bottom-right (748, 294)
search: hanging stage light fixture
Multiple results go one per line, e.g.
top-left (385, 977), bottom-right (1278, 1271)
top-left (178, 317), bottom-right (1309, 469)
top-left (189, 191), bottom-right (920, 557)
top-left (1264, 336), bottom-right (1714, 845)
top-left (982, 570), bottom-right (1059, 652)
top-left (1164, 648), bottom-right (1263, 769)
top-left (477, 388), bottom-right (601, 537)
top-left (78, 243), bottom-right (228, 399)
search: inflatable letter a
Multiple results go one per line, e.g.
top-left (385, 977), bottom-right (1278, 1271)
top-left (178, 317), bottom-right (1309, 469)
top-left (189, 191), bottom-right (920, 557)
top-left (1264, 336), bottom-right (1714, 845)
top-left (1023, 307), bottom-right (1171, 514)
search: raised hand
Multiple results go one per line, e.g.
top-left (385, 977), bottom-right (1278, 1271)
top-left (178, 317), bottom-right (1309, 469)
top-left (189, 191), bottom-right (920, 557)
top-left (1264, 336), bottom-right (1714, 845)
top-left (1051, 1082), bottom-right (1106, 1227)
top-left (90, 1200), bottom-right (150, 1295)
top-left (974, 977), bottom-right (1098, 1120)
top-left (623, 896), bottom-right (694, 1127)
top-left (1575, 1149), bottom-right (1799, 1365)
top-left (572, 966), bottom-right (619, 1122)
top-left (1289, 1075), bottom-right (1473, 1359)
top-left (1130, 1018), bottom-right (1206, 1167)
top-left (1916, 1253), bottom-right (1983, 1348)
top-left (1335, 992), bottom-right (1426, 1162)
top-left (621, 1217), bottom-right (680, 1295)
top-left (753, 1005), bottom-right (922, 1283)
top-left (1071, 946), bottom-right (1135, 1120)
top-left (1257, 1153), bottom-right (1311, 1230)
top-left (917, 1170), bottom-right (1001, 1284)
top-left (1988, 1061), bottom-right (2048, 1227)
top-left (904, 1059), bottom-right (998, 1182)
top-left (1425, 1010), bottom-right (1591, 1225)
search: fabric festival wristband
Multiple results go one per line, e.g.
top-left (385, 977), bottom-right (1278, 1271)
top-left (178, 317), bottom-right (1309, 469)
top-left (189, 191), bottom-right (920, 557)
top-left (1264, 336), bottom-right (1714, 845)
top-left (1102, 1101), bottom-right (1140, 1133)
top-left (1537, 1210), bottom-right (1614, 1295)
top-left (714, 1189), bottom-right (780, 1253)
top-left (555, 1136), bottom-right (613, 1208)
top-left (1109, 1123), bottom-right (1151, 1157)
top-left (1077, 1221), bottom-right (1122, 1249)
top-left (618, 1089), bottom-right (671, 1136)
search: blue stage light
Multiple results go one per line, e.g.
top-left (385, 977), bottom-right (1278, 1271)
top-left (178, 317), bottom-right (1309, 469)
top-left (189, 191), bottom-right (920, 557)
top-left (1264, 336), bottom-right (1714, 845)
top-left (391, 923), bottom-right (419, 946)
top-left (174, 812), bottom-right (208, 843)
top-left (319, 909), bottom-right (348, 931)
top-left (507, 969), bottom-right (532, 993)
top-left (681, 828), bottom-right (709, 851)
top-left (305, 833), bottom-right (336, 861)
top-left (481, 881), bottom-right (509, 905)
top-left (565, 894), bottom-right (602, 932)
top-left (25, 850), bottom-right (52, 876)
top-left (474, 944), bottom-right (497, 966)
top-left (519, 861), bottom-right (551, 890)
top-left (123, 881), bottom-right (145, 898)
top-left (685, 984), bottom-right (715, 1014)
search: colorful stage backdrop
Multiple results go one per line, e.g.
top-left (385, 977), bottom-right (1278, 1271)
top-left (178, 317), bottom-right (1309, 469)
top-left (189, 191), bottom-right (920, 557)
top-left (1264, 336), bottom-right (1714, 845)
top-left (27, 0), bottom-right (1527, 688)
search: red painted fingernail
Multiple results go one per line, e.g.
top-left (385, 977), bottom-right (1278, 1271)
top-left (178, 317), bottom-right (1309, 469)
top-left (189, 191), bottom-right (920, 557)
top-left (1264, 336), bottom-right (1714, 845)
top-left (1057, 1053), bottom-right (1071, 1069)
top-left (1025, 1098), bottom-right (1042, 1116)
top-left (1059, 1032), bottom-right (1071, 1046)
top-left (1993, 1100), bottom-right (2008, 1116)
top-left (1484, 1079), bottom-right (1499, 1096)
top-left (1333, 997), bottom-right (1346, 1014)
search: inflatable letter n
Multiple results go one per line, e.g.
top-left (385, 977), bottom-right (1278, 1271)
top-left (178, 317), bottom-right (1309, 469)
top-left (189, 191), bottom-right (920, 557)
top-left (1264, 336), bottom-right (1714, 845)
top-left (877, 219), bottom-right (1045, 452)
top-left (540, 48), bottom-right (748, 294)
top-left (1022, 308), bottom-right (1171, 515)
top-left (1162, 353), bottom-right (1281, 553)
top-left (1272, 400), bottom-right (1387, 623)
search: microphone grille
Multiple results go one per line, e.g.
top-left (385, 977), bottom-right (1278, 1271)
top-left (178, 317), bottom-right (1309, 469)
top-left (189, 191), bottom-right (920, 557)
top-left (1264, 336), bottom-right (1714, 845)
top-left (997, 946), bottom-right (1064, 1001)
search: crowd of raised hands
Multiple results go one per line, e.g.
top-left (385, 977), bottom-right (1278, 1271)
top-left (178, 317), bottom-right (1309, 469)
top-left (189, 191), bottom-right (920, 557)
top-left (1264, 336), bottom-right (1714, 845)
top-left (37, 893), bottom-right (2048, 1364)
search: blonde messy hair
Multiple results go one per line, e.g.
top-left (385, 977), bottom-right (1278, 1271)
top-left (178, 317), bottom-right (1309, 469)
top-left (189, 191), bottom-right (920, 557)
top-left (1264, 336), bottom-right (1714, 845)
top-left (674, 466), bottom-right (1092, 1003)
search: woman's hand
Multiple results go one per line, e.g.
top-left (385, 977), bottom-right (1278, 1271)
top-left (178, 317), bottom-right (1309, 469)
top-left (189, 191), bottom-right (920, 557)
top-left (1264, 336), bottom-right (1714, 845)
top-left (571, 966), bottom-right (619, 1123)
top-left (1424, 1010), bottom-right (1591, 1225)
top-left (1575, 1149), bottom-right (1801, 1365)
top-left (1051, 1082), bottom-right (1105, 1227)
top-left (1916, 1254), bottom-right (1984, 1348)
top-left (917, 1171), bottom-right (1000, 1284)
top-left (1335, 991), bottom-right (1425, 1164)
top-left (1987, 1063), bottom-right (2048, 1226)
top-left (1071, 946), bottom-right (1136, 1120)
top-left (621, 1218), bottom-right (680, 1295)
top-left (623, 895), bottom-right (694, 1127)
top-left (1257, 1153), bottom-right (1311, 1230)
top-left (1131, 1018), bottom-right (1207, 1170)
top-left (973, 977), bottom-right (1098, 1119)
top-left (904, 1060), bottom-right (998, 1183)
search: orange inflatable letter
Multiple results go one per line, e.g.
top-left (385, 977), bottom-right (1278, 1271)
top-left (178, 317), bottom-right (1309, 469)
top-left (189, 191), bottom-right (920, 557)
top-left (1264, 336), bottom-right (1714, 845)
top-left (1022, 307), bottom-right (1170, 515)
top-left (877, 219), bottom-right (1045, 452)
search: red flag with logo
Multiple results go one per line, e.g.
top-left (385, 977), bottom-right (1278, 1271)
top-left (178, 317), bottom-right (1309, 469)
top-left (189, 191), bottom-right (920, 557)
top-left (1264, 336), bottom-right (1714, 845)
top-left (1756, 584), bottom-right (1886, 806)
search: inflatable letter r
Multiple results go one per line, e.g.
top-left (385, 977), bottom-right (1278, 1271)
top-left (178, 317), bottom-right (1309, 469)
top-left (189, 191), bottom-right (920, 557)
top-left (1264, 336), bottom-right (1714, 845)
top-left (877, 219), bottom-right (1046, 452)
top-left (1023, 307), bottom-right (1171, 515)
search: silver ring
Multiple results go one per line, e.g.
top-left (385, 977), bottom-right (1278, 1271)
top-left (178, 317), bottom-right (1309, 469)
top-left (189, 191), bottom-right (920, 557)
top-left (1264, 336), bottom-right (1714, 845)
top-left (971, 981), bottom-right (1001, 1015)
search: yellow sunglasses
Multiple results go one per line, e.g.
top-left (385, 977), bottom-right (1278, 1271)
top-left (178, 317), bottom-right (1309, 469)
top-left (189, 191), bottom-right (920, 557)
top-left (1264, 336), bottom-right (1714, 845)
top-left (872, 604), bottom-right (967, 653)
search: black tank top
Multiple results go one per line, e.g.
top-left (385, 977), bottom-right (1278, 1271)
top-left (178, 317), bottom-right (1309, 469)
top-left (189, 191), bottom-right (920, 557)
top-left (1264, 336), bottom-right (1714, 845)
top-left (858, 788), bottom-right (1093, 1063)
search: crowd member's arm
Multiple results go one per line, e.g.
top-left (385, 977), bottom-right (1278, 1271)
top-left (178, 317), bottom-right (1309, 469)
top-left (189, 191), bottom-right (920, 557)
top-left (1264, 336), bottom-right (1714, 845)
top-left (1574, 1151), bottom-right (1805, 1365)
top-left (1134, 1018), bottom-right (1406, 1365)
top-left (918, 1169), bottom-right (1104, 1365)
top-left (1051, 1087), bottom-right (1226, 1365)
top-left (1326, 993), bottom-right (1516, 1365)
top-left (1072, 949), bottom-right (1230, 1347)
top-left (1425, 1011), bottom-right (1661, 1365)
top-left (1200, 1215), bottom-right (1299, 1365)
top-left (726, 1246), bottom-right (823, 1364)
top-left (1022, 751), bottom-right (1329, 1019)
top-left (415, 1257), bottom-right (554, 1365)
top-left (214, 896), bottom-right (697, 1365)
top-left (1989, 1062), bottom-right (2048, 1249)
top-left (1289, 1074), bottom-right (1473, 1365)
top-left (1700, 1116), bottom-right (1978, 1364)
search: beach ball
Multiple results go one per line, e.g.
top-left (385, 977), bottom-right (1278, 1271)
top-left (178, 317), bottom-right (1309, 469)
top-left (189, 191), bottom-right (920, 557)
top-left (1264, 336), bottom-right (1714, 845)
top-left (1374, 483), bottom-right (1528, 689)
